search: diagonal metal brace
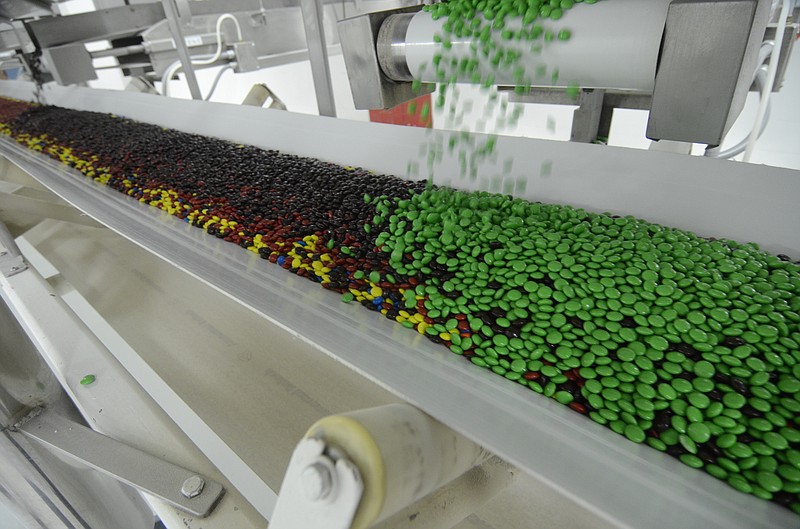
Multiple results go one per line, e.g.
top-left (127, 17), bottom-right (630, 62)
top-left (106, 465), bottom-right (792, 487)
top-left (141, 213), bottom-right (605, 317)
top-left (13, 409), bottom-right (225, 517)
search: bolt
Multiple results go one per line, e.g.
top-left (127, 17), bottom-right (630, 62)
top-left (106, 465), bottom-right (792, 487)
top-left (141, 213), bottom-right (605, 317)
top-left (181, 475), bottom-right (205, 499)
top-left (302, 462), bottom-right (333, 501)
top-left (9, 266), bottom-right (19, 272)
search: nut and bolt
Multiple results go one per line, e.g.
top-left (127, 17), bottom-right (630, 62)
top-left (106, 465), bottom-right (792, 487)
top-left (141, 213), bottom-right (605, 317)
top-left (302, 462), bottom-right (333, 501)
top-left (181, 475), bottom-right (205, 499)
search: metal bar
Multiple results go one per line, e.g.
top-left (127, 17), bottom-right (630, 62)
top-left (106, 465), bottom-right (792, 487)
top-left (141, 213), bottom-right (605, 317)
top-left (24, 4), bottom-right (166, 48)
top-left (0, 191), bottom-right (102, 228)
top-left (160, 0), bottom-right (203, 100)
top-left (90, 45), bottom-right (147, 59)
top-left (0, 227), bottom-right (266, 528)
top-left (0, 431), bottom-right (90, 529)
top-left (255, 43), bottom-right (342, 70)
top-left (15, 411), bottom-right (225, 518)
top-left (570, 89), bottom-right (605, 143)
top-left (175, 0), bottom-right (192, 24)
top-left (0, 218), bottom-right (21, 258)
top-left (299, 0), bottom-right (336, 116)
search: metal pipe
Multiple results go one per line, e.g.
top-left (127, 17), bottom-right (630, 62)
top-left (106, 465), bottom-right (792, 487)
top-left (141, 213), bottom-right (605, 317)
top-left (90, 44), bottom-right (146, 59)
top-left (376, 13), bottom-right (415, 82)
top-left (376, 2), bottom-right (671, 91)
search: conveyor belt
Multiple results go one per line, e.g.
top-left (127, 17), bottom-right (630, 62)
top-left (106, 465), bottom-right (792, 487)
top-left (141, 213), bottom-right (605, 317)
top-left (0, 81), bottom-right (798, 529)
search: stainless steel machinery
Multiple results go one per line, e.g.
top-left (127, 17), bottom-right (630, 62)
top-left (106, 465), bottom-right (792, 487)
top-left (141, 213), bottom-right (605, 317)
top-left (0, 79), bottom-right (798, 529)
top-left (338, 0), bottom-right (796, 145)
top-left (0, 2), bottom-right (798, 529)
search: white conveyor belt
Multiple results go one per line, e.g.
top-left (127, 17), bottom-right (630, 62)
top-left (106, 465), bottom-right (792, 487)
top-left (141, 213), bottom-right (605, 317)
top-left (0, 81), bottom-right (798, 529)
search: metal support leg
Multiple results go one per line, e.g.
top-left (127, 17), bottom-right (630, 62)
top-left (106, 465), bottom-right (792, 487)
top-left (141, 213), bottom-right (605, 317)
top-left (13, 410), bottom-right (225, 518)
top-left (570, 89), bottom-right (605, 143)
top-left (0, 219), bottom-right (22, 259)
top-left (596, 104), bottom-right (614, 145)
top-left (300, 0), bottom-right (336, 117)
top-left (174, 0), bottom-right (192, 24)
top-left (160, 0), bottom-right (203, 100)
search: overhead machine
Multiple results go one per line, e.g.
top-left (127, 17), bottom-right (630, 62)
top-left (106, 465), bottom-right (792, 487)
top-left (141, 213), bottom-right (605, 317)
top-left (339, 0), bottom-right (795, 147)
top-left (0, 1), bottom-right (798, 529)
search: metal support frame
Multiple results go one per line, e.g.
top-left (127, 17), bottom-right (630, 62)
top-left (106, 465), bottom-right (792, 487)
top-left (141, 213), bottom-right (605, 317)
top-left (160, 0), bottom-right (203, 100)
top-left (337, 6), bottom-right (432, 110)
top-left (0, 429), bottom-right (94, 529)
top-left (507, 87), bottom-right (652, 144)
top-left (0, 251), bottom-right (26, 277)
top-left (570, 89), bottom-right (605, 143)
top-left (23, 4), bottom-right (167, 48)
top-left (300, 0), bottom-right (336, 117)
top-left (0, 219), bottom-right (26, 277)
top-left (270, 437), bottom-right (363, 529)
top-left (0, 219), bottom-right (22, 260)
top-left (646, 0), bottom-right (769, 145)
top-left (13, 409), bottom-right (225, 518)
top-left (0, 180), bottom-right (102, 227)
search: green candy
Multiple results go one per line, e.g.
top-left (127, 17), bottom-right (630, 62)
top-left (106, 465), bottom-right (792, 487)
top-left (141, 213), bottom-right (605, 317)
top-left (647, 335), bottom-right (669, 351)
top-left (624, 424), bottom-right (646, 443)
top-left (679, 434), bottom-right (698, 454)
top-left (723, 392), bottom-right (746, 409)
top-left (693, 360), bottom-right (715, 379)
top-left (687, 422), bottom-right (711, 443)
top-left (687, 311), bottom-right (706, 325)
top-left (756, 324), bottom-right (779, 338)
top-left (680, 454), bottom-right (704, 469)
top-left (756, 472), bottom-right (783, 493)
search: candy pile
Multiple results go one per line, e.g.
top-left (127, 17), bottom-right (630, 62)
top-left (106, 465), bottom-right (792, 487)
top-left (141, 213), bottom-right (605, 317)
top-left (0, 97), bottom-right (798, 512)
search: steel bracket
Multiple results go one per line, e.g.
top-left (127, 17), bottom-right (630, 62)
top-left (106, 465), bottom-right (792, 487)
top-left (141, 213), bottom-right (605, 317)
top-left (0, 251), bottom-right (27, 277)
top-left (270, 437), bottom-right (363, 529)
top-left (14, 409), bottom-right (225, 518)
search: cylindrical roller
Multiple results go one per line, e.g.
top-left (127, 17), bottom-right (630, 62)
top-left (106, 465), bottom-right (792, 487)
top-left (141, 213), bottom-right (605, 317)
top-left (305, 403), bottom-right (489, 529)
top-left (377, 13), bottom-right (417, 82)
top-left (372, 457), bottom-right (516, 529)
top-left (379, 0), bottom-right (671, 91)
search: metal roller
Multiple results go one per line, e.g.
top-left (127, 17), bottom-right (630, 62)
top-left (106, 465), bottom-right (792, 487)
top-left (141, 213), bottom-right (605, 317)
top-left (271, 404), bottom-right (493, 529)
top-left (376, 0), bottom-right (671, 91)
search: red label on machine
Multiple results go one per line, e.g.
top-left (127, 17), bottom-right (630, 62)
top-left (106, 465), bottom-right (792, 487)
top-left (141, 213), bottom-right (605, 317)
top-left (369, 94), bottom-right (432, 128)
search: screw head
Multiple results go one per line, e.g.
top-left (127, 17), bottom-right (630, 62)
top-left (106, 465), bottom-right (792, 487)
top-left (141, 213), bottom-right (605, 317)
top-left (302, 462), bottom-right (333, 501)
top-left (9, 266), bottom-right (19, 272)
top-left (181, 476), bottom-right (205, 499)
